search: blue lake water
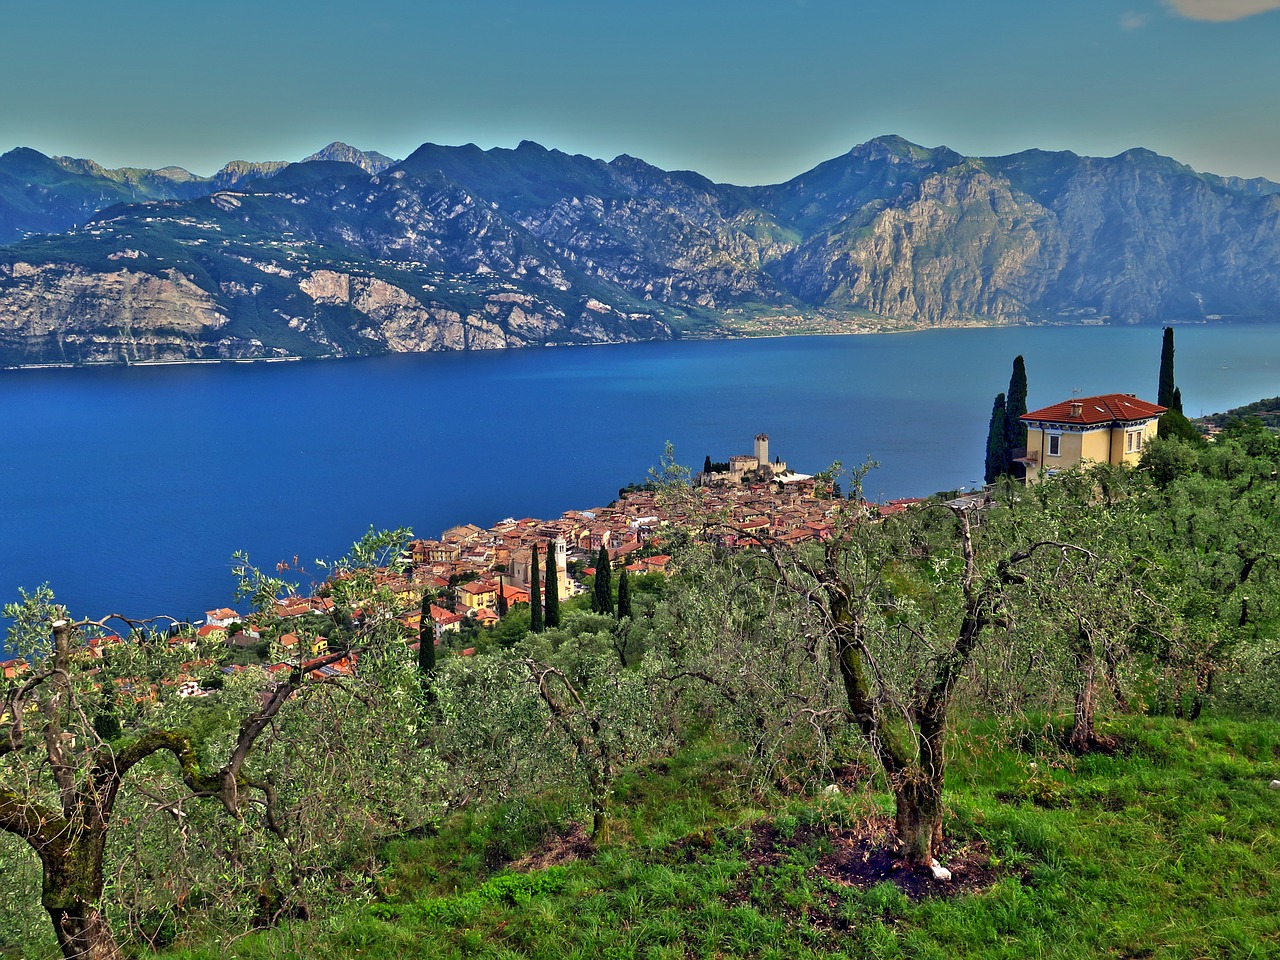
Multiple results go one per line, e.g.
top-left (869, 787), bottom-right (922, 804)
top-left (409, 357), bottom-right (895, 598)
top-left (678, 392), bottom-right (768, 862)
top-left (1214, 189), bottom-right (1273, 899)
top-left (2, 323), bottom-right (1279, 638)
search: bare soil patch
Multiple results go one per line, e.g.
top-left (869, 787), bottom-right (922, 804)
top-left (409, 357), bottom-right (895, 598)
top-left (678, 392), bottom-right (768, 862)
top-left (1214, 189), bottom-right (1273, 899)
top-left (508, 822), bottom-right (596, 872)
top-left (708, 814), bottom-right (1000, 914)
top-left (814, 815), bottom-right (999, 900)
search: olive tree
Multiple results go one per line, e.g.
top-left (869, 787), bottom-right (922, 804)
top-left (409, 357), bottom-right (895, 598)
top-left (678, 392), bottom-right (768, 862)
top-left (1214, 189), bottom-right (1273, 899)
top-left (665, 457), bottom-right (1101, 868)
top-left (0, 529), bottom-right (434, 960)
top-left (427, 610), bottom-right (677, 841)
top-left (1136, 430), bottom-right (1280, 717)
top-left (996, 467), bottom-right (1150, 750)
top-left (521, 617), bottom-right (676, 837)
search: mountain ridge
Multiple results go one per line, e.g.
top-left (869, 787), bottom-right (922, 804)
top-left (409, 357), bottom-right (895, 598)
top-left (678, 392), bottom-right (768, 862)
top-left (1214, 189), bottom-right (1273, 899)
top-left (2, 135), bottom-right (1279, 366)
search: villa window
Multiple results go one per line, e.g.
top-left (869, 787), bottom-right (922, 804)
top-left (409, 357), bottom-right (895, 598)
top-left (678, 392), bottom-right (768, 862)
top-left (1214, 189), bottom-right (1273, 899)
top-left (1125, 430), bottom-right (1143, 454)
top-left (1047, 433), bottom-right (1061, 457)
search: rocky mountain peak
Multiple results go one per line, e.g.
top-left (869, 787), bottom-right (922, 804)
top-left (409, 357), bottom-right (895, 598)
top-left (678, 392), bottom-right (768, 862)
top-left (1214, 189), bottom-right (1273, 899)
top-left (303, 142), bottom-right (396, 175)
top-left (848, 135), bottom-right (962, 168)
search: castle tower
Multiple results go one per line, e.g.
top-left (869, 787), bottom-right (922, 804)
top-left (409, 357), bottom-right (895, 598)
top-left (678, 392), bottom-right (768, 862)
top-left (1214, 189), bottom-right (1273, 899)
top-left (552, 537), bottom-right (568, 594)
top-left (754, 433), bottom-right (769, 466)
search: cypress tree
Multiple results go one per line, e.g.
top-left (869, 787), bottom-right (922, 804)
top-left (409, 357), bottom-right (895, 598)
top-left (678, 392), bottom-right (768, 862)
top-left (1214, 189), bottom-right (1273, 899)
top-left (418, 592), bottom-right (436, 677)
top-left (93, 685), bottom-right (123, 742)
top-left (984, 393), bottom-right (1009, 485)
top-left (544, 543), bottom-right (561, 629)
top-left (529, 546), bottom-right (543, 633)
top-left (1004, 355), bottom-right (1028, 467)
top-left (593, 546), bottom-right (614, 615)
top-left (1158, 387), bottom-right (1189, 438)
top-left (417, 591), bottom-right (437, 705)
top-left (616, 566), bottom-right (632, 620)
top-left (496, 575), bottom-right (508, 618)
top-left (1158, 327), bottom-right (1176, 408)
top-left (703, 454), bottom-right (713, 474)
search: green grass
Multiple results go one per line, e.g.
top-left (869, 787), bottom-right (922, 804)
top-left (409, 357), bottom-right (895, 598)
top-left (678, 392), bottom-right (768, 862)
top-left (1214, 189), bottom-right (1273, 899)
top-left (166, 716), bottom-right (1280, 959)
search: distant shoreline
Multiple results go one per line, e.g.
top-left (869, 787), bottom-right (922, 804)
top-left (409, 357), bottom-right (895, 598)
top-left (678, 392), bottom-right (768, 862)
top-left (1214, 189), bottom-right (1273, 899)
top-left (2, 355), bottom-right (305, 372)
top-left (0, 314), bottom-right (1265, 372)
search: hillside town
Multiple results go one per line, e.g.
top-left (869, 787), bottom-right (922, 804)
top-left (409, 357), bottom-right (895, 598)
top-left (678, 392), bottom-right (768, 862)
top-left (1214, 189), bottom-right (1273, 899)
top-left (5, 392), bottom-right (1171, 694)
top-left (2, 434), bottom-right (929, 695)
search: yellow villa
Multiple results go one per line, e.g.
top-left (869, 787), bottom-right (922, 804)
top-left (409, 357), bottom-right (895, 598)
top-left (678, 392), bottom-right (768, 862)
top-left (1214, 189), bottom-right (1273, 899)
top-left (457, 579), bottom-right (499, 612)
top-left (1019, 393), bottom-right (1166, 483)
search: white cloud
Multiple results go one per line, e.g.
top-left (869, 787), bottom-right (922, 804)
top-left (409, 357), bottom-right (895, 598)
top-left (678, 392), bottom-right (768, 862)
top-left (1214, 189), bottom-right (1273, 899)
top-left (1121, 11), bottom-right (1150, 29)
top-left (1163, 0), bottom-right (1280, 20)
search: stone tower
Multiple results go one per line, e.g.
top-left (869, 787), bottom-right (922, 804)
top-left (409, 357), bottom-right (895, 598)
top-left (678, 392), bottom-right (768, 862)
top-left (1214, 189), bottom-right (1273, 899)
top-left (754, 433), bottom-right (769, 466)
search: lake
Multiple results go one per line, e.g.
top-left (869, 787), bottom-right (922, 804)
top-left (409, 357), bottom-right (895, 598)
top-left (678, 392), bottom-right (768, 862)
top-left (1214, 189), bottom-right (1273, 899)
top-left (2, 322), bottom-right (1278, 633)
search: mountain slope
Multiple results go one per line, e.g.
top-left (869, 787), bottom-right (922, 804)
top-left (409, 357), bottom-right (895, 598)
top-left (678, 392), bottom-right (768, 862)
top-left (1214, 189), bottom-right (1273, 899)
top-left (0, 148), bottom-right (208, 244)
top-left (2, 136), bottom-right (1279, 365)
top-left (0, 143), bottom-right (395, 244)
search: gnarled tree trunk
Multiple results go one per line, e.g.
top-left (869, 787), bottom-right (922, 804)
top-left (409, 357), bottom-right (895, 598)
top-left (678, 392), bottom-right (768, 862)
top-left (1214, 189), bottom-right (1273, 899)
top-left (820, 507), bottom-right (1047, 869)
top-left (1067, 622), bottom-right (1116, 753)
top-left (893, 777), bottom-right (945, 867)
top-left (41, 830), bottom-right (123, 960)
top-left (47, 904), bottom-right (121, 960)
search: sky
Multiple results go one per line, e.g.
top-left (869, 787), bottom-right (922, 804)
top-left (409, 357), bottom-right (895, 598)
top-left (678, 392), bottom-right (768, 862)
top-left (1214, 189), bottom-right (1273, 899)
top-left (2, 0), bottom-right (1279, 186)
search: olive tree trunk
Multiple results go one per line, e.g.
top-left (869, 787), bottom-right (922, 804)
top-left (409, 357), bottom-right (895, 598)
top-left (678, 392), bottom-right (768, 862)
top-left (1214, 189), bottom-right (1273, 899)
top-left (39, 830), bottom-right (122, 960)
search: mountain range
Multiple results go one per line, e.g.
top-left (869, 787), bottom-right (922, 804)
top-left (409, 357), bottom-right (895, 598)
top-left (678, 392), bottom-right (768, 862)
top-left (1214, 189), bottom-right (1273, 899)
top-left (2, 135), bottom-right (1278, 365)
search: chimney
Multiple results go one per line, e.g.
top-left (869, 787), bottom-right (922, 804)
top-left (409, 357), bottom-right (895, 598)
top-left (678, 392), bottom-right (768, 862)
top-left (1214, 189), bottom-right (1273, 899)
top-left (1070, 402), bottom-right (1083, 417)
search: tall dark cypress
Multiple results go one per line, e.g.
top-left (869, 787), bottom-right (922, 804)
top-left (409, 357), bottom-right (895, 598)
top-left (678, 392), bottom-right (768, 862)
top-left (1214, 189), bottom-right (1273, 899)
top-left (543, 543), bottom-right (561, 629)
top-left (984, 393), bottom-right (1009, 485)
top-left (593, 546), bottom-right (614, 615)
top-left (418, 592), bottom-right (436, 704)
top-left (1004, 355), bottom-right (1028, 459)
top-left (424, 593), bottom-right (440, 675)
top-left (93, 685), bottom-right (123, 742)
top-left (703, 454), bottom-right (713, 474)
top-left (529, 546), bottom-right (544, 633)
top-left (616, 566), bottom-right (632, 620)
top-left (496, 575), bottom-right (508, 618)
top-left (1158, 327), bottom-right (1176, 408)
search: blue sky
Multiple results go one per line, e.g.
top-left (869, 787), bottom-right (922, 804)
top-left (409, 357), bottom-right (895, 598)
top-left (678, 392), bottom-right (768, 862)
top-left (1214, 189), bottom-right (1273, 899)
top-left (3, 0), bottom-right (1279, 184)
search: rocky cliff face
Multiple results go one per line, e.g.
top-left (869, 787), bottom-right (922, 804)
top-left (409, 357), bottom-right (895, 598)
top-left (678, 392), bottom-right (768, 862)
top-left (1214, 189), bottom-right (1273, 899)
top-left (2, 135), bottom-right (1278, 365)
top-left (1010, 150), bottom-right (1280, 322)
top-left (765, 140), bottom-right (1280, 324)
top-left (0, 261), bottom-right (249, 363)
top-left (776, 163), bottom-right (1064, 323)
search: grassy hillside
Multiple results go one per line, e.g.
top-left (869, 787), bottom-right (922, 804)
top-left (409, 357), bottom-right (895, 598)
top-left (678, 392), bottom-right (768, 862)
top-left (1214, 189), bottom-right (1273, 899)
top-left (163, 716), bottom-right (1280, 959)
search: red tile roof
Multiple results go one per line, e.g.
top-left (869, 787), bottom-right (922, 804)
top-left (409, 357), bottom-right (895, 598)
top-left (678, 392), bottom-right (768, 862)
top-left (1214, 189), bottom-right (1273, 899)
top-left (1022, 394), bottom-right (1166, 426)
top-left (430, 605), bottom-right (464, 626)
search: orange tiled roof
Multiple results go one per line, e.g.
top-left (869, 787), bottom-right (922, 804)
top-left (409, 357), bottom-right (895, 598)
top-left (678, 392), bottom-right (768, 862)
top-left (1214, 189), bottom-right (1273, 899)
top-left (1022, 394), bottom-right (1166, 426)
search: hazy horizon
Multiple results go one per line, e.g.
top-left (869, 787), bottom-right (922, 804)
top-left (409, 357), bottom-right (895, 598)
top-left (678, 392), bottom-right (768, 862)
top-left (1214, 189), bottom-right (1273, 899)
top-left (3, 1), bottom-right (1280, 186)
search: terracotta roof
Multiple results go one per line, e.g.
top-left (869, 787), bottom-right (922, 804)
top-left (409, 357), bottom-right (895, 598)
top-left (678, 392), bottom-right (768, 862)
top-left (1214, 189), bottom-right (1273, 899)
top-left (430, 605), bottom-right (464, 625)
top-left (1022, 394), bottom-right (1166, 426)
